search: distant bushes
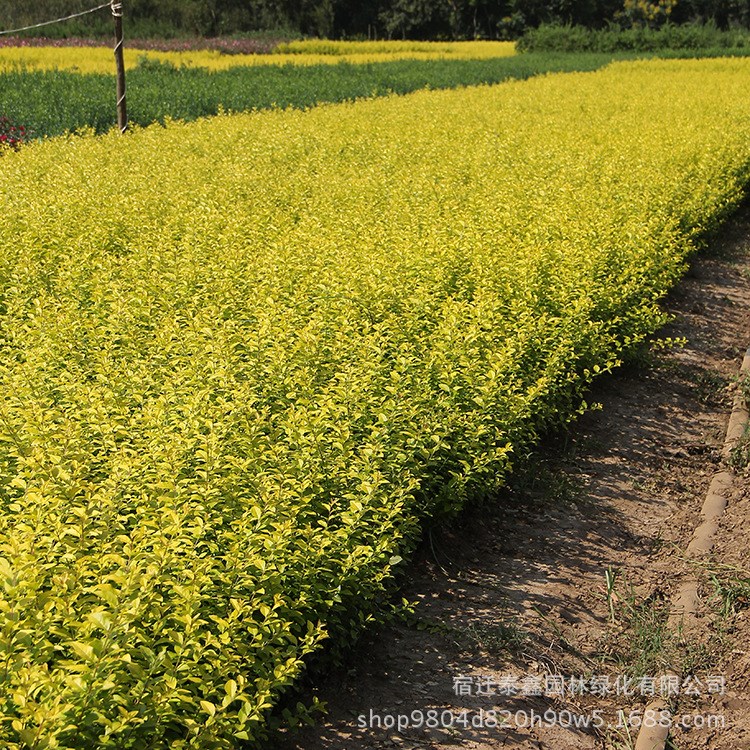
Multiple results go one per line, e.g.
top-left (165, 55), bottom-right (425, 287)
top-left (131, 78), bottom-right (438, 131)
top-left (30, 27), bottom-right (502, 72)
top-left (518, 22), bottom-right (750, 53)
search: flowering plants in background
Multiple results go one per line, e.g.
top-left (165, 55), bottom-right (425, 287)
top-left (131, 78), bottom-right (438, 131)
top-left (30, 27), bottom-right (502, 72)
top-left (0, 35), bottom-right (284, 54)
top-left (0, 115), bottom-right (30, 149)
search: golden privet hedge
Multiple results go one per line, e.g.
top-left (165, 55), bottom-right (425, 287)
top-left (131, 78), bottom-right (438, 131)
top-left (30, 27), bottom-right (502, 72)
top-left (1, 58), bottom-right (749, 748)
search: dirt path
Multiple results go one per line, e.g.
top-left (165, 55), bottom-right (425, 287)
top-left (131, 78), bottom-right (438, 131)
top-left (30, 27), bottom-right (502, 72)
top-left (274, 208), bottom-right (750, 750)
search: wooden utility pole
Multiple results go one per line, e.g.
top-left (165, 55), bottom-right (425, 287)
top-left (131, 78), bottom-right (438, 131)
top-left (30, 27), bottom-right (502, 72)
top-left (111, 0), bottom-right (127, 133)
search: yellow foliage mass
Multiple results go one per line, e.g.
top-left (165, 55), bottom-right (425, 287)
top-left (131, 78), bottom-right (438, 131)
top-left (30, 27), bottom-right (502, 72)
top-left (0, 39), bottom-right (516, 74)
top-left (0, 58), bottom-right (749, 747)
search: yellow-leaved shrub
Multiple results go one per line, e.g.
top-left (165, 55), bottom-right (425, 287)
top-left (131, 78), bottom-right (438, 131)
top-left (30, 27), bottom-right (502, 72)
top-left (0, 58), bottom-right (749, 747)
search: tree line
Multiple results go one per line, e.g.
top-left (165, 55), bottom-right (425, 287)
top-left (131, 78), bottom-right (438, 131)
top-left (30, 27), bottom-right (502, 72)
top-left (2, 0), bottom-right (750, 40)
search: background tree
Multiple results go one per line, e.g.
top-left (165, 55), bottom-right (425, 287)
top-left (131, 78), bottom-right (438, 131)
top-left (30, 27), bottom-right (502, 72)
top-left (3, 0), bottom-right (750, 39)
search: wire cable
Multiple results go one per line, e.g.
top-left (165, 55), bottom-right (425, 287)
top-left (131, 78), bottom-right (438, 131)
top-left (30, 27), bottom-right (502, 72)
top-left (0, 2), bottom-right (111, 36)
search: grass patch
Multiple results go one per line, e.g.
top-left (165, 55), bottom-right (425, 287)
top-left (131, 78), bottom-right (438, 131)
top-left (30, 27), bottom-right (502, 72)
top-left (598, 571), bottom-right (678, 678)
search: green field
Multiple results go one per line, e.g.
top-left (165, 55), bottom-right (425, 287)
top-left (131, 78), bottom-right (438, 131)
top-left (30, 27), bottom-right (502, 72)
top-left (0, 52), bottom-right (623, 139)
top-left (3, 47), bottom-right (750, 141)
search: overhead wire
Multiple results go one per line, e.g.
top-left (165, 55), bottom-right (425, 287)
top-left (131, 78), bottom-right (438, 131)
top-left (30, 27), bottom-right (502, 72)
top-left (0, 2), bottom-right (111, 36)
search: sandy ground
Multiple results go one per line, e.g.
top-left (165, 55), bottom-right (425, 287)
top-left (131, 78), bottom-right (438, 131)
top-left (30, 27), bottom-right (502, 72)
top-left (273, 207), bottom-right (750, 750)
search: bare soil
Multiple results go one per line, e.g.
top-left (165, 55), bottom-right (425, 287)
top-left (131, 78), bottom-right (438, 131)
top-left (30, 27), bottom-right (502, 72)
top-left (274, 207), bottom-right (750, 750)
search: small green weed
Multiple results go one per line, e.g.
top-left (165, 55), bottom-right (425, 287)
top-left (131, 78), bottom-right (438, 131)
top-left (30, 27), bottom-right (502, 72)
top-left (406, 613), bottom-right (528, 657)
top-left (702, 561), bottom-right (750, 620)
top-left (596, 570), bottom-right (677, 678)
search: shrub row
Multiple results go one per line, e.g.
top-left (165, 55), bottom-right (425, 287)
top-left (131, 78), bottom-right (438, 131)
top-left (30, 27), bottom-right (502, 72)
top-left (1, 59), bottom-right (750, 747)
top-left (518, 21), bottom-right (750, 53)
top-left (0, 40), bottom-right (517, 74)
